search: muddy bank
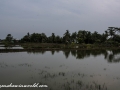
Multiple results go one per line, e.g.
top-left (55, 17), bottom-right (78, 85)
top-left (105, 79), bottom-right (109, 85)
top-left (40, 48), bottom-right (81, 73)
top-left (0, 47), bottom-right (120, 52)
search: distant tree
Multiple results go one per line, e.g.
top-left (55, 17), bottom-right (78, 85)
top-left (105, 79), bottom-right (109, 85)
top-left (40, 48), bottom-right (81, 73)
top-left (91, 31), bottom-right (102, 44)
top-left (104, 27), bottom-right (120, 43)
top-left (77, 30), bottom-right (85, 44)
top-left (21, 34), bottom-right (30, 42)
top-left (19, 27), bottom-right (120, 44)
top-left (41, 33), bottom-right (47, 43)
top-left (105, 30), bottom-right (109, 37)
top-left (100, 33), bottom-right (107, 43)
top-left (71, 32), bottom-right (77, 43)
top-left (55, 35), bottom-right (62, 43)
top-left (113, 27), bottom-right (120, 35)
top-left (3, 34), bottom-right (14, 47)
top-left (5, 34), bottom-right (13, 43)
top-left (107, 27), bottom-right (115, 38)
top-left (112, 34), bottom-right (120, 43)
top-left (27, 32), bottom-right (30, 37)
top-left (51, 33), bottom-right (55, 43)
top-left (85, 31), bottom-right (92, 44)
top-left (63, 30), bottom-right (71, 44)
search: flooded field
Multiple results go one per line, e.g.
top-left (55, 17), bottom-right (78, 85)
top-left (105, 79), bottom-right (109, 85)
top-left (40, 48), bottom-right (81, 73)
top-left (0, 50), bottom-right (120, 90)
top-left (0, 45), bottom-right (23, 49)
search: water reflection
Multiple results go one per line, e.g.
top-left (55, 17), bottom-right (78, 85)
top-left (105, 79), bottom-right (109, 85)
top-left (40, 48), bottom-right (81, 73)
top-left (71, 50), bottom-right (77, 57)
top-left (69, 50), bottom-right (120, 63)
top-left (51, 50), bottom-right (55, 55)
top-left (27, 50), bottom-right (46, 55)
top-left (1, 50), bottom-right (120, 90)
top-left (63, 50), bottom-right (71, 59)
top-left (0, 45), bottom-right (23, 49)
top-left (27, 49), bottom-right (120, 63)
top-left (105, 50), bottom-right (120, 63)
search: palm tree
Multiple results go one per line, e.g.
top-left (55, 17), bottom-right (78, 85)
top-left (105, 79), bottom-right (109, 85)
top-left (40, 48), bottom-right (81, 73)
top-left (63, 30), bottom-right (71, 44)
top-left (51, 33), bottom-right (55, 43)
top-left (109, 30), bottom-right (115, 38)
top-left (107, 27), bottom-right (115, 38)
top-left (114, 27), bottom-right (120, 35)
top-left (105, 30), bottom-right (108, 37)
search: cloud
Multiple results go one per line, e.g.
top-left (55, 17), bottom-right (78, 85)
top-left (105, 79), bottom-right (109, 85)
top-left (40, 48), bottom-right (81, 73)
top-left (0, 0), bottom-right (120, 39)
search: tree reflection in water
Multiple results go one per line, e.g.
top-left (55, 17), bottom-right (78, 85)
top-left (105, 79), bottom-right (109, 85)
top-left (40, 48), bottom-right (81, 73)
top-left (63, 50), bottom-right (71, 59)
top-left (105, 50), bottom-right (120, 63)
top-left (51, 50), bottom-right (55, 55)
top-left (26, 49), bottom-right (120, 63)
top-left (63, 49), bottom-right (120, 63)
top-left (27, 50), bottom-right (46, 55)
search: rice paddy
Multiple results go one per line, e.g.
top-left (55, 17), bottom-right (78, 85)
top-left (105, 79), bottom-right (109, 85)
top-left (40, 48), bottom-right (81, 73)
top-left (0, 50), bottom-right (120, 90)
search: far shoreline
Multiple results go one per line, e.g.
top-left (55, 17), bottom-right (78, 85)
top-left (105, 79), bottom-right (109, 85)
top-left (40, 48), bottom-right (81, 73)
top-left (0, 47), bottom-right (120, 52)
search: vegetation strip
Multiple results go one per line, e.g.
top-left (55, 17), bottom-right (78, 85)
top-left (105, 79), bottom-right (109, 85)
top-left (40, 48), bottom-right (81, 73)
top-left (1, 27), bottom-right (120, 48)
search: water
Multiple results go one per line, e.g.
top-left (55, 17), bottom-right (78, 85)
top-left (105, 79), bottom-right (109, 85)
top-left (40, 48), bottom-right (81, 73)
top-left (0, 50), bottom-right (120, 90)
top-left (0, 45), bottom-right (23, 49)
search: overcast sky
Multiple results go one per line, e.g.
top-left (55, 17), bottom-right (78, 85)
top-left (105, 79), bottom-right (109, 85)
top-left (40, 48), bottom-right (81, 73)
top-left (0, 0), bottom-right (120, 39)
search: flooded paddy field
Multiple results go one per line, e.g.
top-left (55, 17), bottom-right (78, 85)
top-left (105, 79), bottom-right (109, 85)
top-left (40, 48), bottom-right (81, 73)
top-left (0, 49), bottom-right (120, 90)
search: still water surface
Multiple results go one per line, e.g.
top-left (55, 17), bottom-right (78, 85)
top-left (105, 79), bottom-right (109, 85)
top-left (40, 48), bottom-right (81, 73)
top-left (0, 45), bottom-right (23, 49)
top-left (0, 50), bottom-right (120, 90)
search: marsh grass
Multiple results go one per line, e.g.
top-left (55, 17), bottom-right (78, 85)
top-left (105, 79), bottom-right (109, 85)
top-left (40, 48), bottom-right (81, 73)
top-left (20, 43), bottom-right (120, 50)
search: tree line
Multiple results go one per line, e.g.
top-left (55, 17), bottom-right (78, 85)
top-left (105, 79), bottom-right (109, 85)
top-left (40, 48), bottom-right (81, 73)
top-left (4, 27), bottom-right (120, 45)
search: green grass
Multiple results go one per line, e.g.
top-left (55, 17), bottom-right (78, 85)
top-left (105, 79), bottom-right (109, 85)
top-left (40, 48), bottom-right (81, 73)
top-left (1, 42), bottom-right (120, 50)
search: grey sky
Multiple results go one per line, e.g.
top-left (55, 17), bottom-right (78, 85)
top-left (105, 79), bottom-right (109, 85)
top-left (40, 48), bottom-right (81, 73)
top-left (0, 0), bottom-right (120, 39)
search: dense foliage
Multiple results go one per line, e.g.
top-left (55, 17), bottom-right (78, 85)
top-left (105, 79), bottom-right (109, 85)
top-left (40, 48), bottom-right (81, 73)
top-left (3, 27), bottom-right (120, 45)
top-left (20, 27), bottom-right (120, 44)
